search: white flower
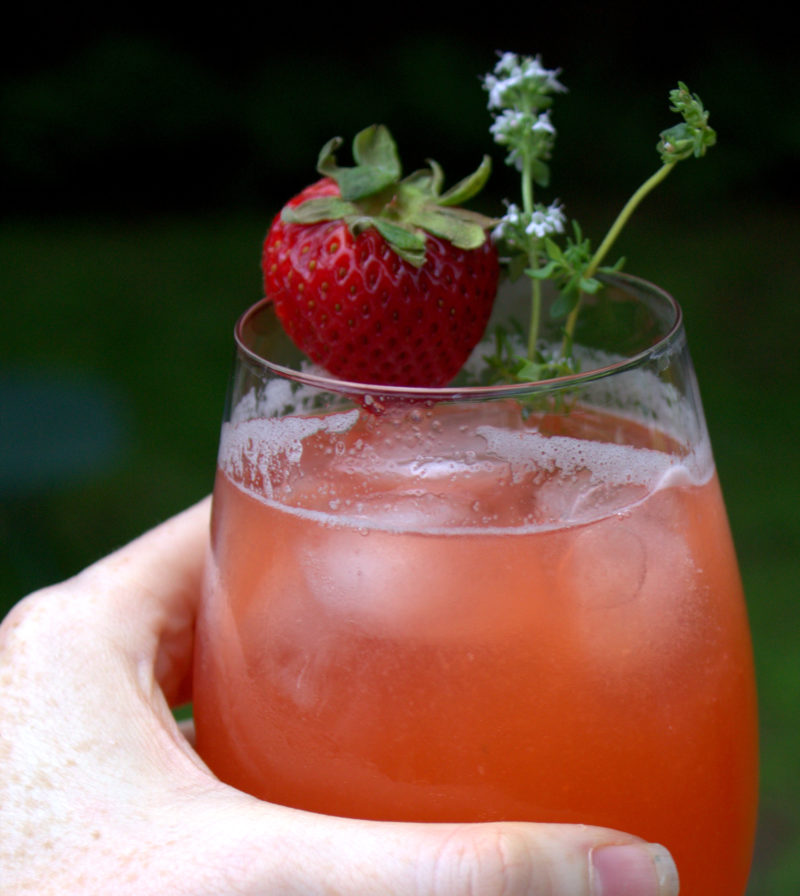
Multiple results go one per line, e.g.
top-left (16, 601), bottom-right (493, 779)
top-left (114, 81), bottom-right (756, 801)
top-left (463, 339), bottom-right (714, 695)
top-left (530, 111), bottom-right (555, 134)
top-left (489, 109), bottom-right (558, 172)
top-left (489, 109), bottom-right (525, 141)
top-left (491, 202), bottom-right (522, 244)
top-left (492, 201), bottom-right (565, 247)
top-left (490, 110), bottom-right (554, 144)
top-left (525, 201), bottom-right (566, 239)
top-left (483, 53), bottom-right (566, 111)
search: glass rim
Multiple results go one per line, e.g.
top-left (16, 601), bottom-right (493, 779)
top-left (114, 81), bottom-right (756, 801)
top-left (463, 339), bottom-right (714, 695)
top-left (233, 271), bottom-right (684, 400)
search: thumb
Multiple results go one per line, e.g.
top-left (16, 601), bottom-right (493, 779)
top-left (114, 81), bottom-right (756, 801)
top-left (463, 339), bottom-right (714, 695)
top-left (154, 786), bottom-right (679, 896)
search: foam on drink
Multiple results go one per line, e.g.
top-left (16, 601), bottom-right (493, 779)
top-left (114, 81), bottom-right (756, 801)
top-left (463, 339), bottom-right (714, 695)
top-left (218, 402), bottom-right (708, 534)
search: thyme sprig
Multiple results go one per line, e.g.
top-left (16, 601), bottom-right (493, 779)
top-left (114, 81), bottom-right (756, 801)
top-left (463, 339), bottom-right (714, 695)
top-left (483, 54), bottom-right (716, 382)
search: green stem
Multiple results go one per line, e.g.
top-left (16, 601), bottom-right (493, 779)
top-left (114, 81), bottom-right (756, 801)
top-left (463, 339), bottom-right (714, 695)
top-left (562, 292), bottom-right (583, 351)
top-left (521, 149), bottom-right (542, 361)
top-left (520, 100), bottom-right (536, 216)
top-left (527, 268), bottom-right (542, 359)
top-left (522, 161), bottom-right (534, 216)
top-left (586, 161), bottom-right (675, 279)
top-left (563, 161), bottom-right (675, 343)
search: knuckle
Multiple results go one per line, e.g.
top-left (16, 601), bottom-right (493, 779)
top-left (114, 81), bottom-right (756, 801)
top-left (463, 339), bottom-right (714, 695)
top-left (0, 590), bottom-right (52, 653)
top-left (427, 825), bottom-right (545, 896)
top-left (0, 580), bottom-right (94, 678)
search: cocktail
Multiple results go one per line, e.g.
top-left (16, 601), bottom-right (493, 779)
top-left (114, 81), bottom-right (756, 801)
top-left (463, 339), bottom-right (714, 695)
top-left (193, 55), bottom-right (758, 895)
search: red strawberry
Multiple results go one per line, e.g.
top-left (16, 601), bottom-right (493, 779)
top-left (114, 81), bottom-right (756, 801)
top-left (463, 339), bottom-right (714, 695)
top-left (261, 125), bottom-right (499, 387)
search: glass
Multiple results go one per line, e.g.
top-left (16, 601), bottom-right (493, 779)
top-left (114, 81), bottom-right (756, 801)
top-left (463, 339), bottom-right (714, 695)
top-left (194, 273), bottom-right (758, 895)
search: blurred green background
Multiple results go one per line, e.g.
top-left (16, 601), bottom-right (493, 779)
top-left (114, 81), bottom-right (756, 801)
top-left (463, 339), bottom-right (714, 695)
top-left (1, 9), bottom-right (798, 892)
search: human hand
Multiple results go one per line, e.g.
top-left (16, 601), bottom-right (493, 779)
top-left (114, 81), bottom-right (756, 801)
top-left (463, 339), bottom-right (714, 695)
top-left (1, 499), bottom-right (679, 895)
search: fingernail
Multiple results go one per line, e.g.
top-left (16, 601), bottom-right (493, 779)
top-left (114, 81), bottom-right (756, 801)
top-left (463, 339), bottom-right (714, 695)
top-left (590, 843), bottom-right (679, 896)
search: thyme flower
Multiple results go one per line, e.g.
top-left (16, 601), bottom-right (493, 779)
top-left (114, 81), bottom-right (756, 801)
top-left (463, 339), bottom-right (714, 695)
top-left (492, 201), bottom-right (566, 248)
top-left (483, 52), bottom-right (566, 112)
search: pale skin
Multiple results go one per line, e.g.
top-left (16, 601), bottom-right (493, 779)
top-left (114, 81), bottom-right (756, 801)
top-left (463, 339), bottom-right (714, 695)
top-left (0, 498), bottom-right (680, 895)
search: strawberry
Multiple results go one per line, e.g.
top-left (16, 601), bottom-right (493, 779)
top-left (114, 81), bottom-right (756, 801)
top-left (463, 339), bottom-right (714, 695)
top-left (261, 125), bottom-right (499, 387)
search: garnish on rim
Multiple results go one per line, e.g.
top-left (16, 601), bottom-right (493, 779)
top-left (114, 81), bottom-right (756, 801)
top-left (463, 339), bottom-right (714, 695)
top-left (483, 52), bottom-right (717, 383)
top-left (261, 125), bottom-right (499, 387)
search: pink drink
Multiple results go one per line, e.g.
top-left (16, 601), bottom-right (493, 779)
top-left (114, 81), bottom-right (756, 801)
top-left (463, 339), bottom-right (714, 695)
top-left (195, 401), bottom-right (758, 895)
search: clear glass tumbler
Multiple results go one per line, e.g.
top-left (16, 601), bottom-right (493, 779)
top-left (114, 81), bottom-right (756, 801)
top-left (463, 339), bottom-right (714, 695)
top-left (194, 273), bottom-right (758, 895)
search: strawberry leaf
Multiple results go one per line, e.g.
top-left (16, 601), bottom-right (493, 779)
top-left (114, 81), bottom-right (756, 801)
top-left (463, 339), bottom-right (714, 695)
top-left (352, 125), bottom-right (402, 175)
top-left (414, 207), bottom-right (493, 250)
top-left (318, 125), bottom-right (402, 202)
top-left (282, 197), bottom-right (358, 224)
top-left (370, 219), bottom-right (427, 266)
top-left (437, 155), bottom-right (492, 207)
top-left (402, 159), bottom-right (445, 196)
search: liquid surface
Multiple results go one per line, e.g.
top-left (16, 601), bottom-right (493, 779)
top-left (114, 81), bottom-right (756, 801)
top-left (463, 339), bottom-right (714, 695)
top-left (195, 402), bottom-right (757, 895)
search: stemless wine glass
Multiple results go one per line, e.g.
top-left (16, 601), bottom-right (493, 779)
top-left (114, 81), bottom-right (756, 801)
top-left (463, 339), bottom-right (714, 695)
top-left (194, 273), bottom-right (758, 895)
